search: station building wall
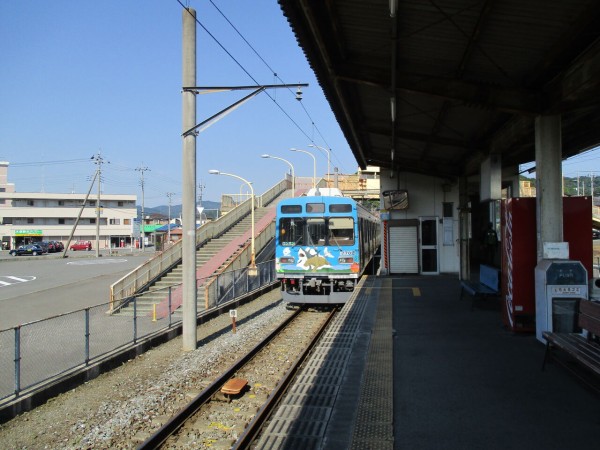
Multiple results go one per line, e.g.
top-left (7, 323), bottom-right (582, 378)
top-left (379, 169), bottom-right (460, 275)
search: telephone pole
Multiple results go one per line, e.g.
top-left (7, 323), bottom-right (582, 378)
top-left (198, 179), bottom-right (205, 207)
top-left (91, 153), bottom-right (106, 257)
top-left (166, 192), bottom-right (175, 244)
top-left (136, 165), bottom-right (150, 252)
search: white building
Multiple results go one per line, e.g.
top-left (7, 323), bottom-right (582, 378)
top-left (0, 161), bottom-right (137, 250)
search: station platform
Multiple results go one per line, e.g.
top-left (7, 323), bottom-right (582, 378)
top-left (257, 275), bottom-right (600, 449)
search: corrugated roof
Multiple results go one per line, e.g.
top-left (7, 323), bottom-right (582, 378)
top-left (279, 0), bottom-right (600, 178)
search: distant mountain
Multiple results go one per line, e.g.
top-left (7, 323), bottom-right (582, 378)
top-left (138, 201), bottom-right (221, 219)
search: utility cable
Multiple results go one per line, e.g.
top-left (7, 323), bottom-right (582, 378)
top-left (175, 0), bottom-right (341, 165)
top-left (207, 0), bottom-right (338, 166)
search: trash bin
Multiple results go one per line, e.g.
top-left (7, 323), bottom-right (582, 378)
top-left (551, 298), bottom-right (580, 333)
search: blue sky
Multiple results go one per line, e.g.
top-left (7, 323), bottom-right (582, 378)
top-left (2, 1), bottom-right (599, 208)
top-left (0, 0), bottom-right (358, 207)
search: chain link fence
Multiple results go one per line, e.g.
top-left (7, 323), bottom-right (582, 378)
top-left (0, 259), bottom-right (276, 403)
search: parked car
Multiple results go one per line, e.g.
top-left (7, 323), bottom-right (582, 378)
top-left (593, 229), bottom-right (600, 240)
top-left (36, 241), bottom-right (49, 253)
top-left (9, 244), bottom-right (44, 256)
top-left (51, 240), bottom-right (64, 251)
top-left (40, 241), bottom-right (56, 253)
top-left (70, 240), bottom-right (92, 251)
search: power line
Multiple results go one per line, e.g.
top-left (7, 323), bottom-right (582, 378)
top-left (9, 158), bottom-right (91, 167)
top-left (206, 0), bottom-right (336, 160)
top-left (175, 1), bottom-right (346, 170)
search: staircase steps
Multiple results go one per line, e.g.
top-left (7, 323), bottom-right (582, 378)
top-left (115, 206), bottom-right (273, 316)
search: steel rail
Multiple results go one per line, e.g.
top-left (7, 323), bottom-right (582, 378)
top-left (232, 308), bottom-right (338, 449)
top-left (138, 308), bottom-right (304, 450)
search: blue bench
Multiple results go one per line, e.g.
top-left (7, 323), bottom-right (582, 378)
top-left (460, 264), bottom-right (500, 309)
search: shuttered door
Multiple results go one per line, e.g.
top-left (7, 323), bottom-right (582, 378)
top-left (389, 225), bottom-right (419, 274)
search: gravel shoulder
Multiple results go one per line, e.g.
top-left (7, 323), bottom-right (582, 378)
top-left (0, 290), bottom-right (289, 449)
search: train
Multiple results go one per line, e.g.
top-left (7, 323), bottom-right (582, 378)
top-left (275, 188), bottom-right (381, 305)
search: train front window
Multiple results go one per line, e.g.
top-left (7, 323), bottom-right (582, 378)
top-left (328, 217), bottom-right (355, 246)
top-left (307, 218), bottom-right (327, 245)
top-left (279, 218), bottom-right (305, 246)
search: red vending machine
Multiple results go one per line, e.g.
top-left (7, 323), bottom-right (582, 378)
top-left (500, 196), bottom-right (592, 332)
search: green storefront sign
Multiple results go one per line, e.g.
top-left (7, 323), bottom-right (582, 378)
top-left (14, 229), bottom-right (43, 236)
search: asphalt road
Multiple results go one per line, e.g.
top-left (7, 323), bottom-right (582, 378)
top-left (0, 249), bottom-right (156, 330)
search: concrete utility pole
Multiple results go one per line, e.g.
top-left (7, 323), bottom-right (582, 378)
top-left (136, 165), bottom-right (150, 252)
top-left (166, 192), bottom-right (175, 244)
top-left (178, 10), bottom-right (306, 351)
top-left (182, 7), bottom-right (197, 352)
top-left (62, 170), bottom-right (98, 258)
top-left (198, 179), bottom-right (205, 207)
top-left (91, 153), bottom-right (106, 257)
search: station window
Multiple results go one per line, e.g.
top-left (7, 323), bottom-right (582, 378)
top-left (279, 217), bottom-right (305, 246)
top-left (306, 203), bottom-right (325, 213)
top-left (307, 218), bottom-right (326, 245)
top-left (329, 203), bottom-right (352, 213)
top-left (281, 205), bottom-right (302, 214)
top-left (328, 217), bottom-right (355, 246)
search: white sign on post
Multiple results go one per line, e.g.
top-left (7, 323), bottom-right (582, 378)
top-left (543, 242), bottom-right (569, 259)
top-left (229, 309), bottom-right (237, 318)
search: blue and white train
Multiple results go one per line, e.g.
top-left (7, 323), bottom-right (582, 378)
top-left (275, 188), bottom-right (380, 305)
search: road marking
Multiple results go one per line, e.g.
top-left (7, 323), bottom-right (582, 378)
top-left (0, 276), bottom-right (36, 287)
top-left (66, 259), bottom-right (128, 266)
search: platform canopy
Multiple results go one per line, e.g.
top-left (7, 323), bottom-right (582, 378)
top-left (279, 0), bottom-right (600, 179)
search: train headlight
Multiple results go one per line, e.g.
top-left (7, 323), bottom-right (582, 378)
top-left (279, 257), bottom-right (295, 264)
top-left (338, 257), bottom-right (354, 264)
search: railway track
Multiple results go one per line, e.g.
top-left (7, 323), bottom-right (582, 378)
top-left (139, 307), bottom-right (337, 449)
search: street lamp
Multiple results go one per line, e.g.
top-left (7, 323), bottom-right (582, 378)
top-left (261, 154), bottom-right (295, 196)
top-left (308, 144), bottom-right (331, 187)
top-left (208, 170), bottom-right (257, 275)
top-left (290, 148), bottom-right (316, 189)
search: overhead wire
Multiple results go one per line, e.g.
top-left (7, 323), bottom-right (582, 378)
top-left (9, 158), bottom-right (91, 167)
top-left (207, 0), bottom-right (339, 167)
top-left (176, 0), bottom-right (348, 172)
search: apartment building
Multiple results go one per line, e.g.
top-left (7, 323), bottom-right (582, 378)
top-left (0, 162), bottom-right (137, 250)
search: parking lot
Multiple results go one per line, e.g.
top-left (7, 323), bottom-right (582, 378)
top-left (0, 248), bottom-right (156, 330)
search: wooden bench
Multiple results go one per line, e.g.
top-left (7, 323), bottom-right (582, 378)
top-left (460, 264), bottom-right (500, 310)
top-left (542, 300), bottom-right (600, 384)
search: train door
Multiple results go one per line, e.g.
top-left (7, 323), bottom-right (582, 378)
top-left (420, 216), bottom-right (439, 274)
top-left (388, 220), bottom-right (419, 274)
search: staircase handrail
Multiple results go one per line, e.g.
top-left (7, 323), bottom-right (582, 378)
top-left (203, 219), bottom-right (276, 308)
top-left (109, 179), bottom-right (289, 305)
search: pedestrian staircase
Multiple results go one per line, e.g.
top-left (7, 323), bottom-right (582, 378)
top-left (108, 178), bottom-right (305, 317)
top-left (128, 207), bottom-right (273, 317)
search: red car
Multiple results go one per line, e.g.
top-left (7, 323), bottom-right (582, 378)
top-left (70, 240), bottom-right (92, 251)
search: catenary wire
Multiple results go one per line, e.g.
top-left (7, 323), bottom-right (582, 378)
top-left (176, 0), bottom-right (349, 172)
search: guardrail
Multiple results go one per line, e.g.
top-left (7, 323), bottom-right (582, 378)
top-left (204, 220), bottom-right (275, 308)
top-left (109, 179), bottom-right (289, 305)
top-left (0, 260), bottom-right (277, 407)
